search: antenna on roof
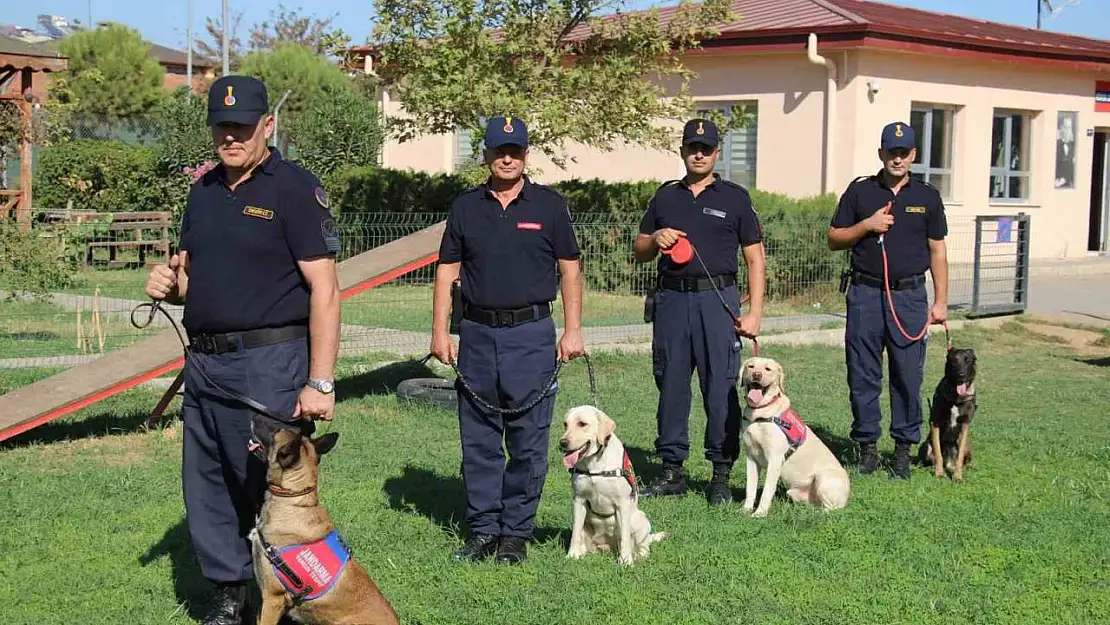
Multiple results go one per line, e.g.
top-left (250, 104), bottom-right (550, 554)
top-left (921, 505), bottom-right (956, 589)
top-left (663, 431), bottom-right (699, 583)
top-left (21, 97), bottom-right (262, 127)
top-left (1038, 0), bottom-right (1080, 29)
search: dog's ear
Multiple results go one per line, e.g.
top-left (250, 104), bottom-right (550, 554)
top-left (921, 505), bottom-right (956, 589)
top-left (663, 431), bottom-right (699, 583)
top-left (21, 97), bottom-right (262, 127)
top-left (277, 438), bottom-right (302, 470)
top-left (312, 432), bottom-right (339, 459)
top-left (776, 361), bottom-right (787, 394)
top-left (597, 410), bottom-right (616, 445)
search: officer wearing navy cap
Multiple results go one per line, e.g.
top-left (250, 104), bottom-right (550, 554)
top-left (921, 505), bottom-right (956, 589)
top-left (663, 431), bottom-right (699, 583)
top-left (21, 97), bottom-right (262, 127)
top-left (633, 118), bottom-right (766, 506)
top-left (828, 120), bottom-right (948, 480)
top-left (144, 74), bottom-right (341, 624)
top-left (431, 115), bottom-right (585, 564)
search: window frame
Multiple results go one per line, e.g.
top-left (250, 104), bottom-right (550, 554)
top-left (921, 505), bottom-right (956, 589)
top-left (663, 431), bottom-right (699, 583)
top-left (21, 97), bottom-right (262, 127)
top-left (694, 100), bottom-right (758, 188)
top-left (454, 116), bottom-right (487, 169)
top-left (909, 103), bottom-right (955, 200)
top-left (989, 109), bottom-right (1034, 203)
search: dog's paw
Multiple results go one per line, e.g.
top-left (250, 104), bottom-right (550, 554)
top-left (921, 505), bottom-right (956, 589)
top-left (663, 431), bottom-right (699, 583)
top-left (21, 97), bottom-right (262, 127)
top-left (742, 502), bottom-right (755, 513)
top-left (566, 548), bottom-right (587, 560)
top-left (751, 507), bottom-right (770, 519)
top-left (617, 555), bottom-right (635, 566)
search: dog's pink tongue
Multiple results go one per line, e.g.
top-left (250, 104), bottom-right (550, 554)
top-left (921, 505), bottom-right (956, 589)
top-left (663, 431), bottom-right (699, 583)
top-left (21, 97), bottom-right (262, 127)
top-left (747, 388), bottom-right (764, 404)
top-left (956, 383), bottom-right (968, 396)
top-left (562, 449), bottom-right (583, 470)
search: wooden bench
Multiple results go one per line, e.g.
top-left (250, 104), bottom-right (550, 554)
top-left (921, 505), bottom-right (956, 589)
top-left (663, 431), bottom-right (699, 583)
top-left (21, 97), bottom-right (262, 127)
top-left (84, 211), bottom-right (172, 268)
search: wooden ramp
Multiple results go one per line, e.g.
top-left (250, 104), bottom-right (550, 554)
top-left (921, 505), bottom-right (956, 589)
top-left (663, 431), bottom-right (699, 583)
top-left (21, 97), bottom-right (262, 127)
top-left (0, 222), bottom-right (446, 443)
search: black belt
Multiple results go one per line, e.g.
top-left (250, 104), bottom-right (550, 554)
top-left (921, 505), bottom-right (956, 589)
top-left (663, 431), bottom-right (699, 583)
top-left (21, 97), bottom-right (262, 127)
top-left (657, 274), bottom-right (736, 293)
top-left (189, 324), bottom-right (308, 355)
top-left (464, 302), bottom-right (551, 328)
top-left (851, 271), bottom-right (925, 291)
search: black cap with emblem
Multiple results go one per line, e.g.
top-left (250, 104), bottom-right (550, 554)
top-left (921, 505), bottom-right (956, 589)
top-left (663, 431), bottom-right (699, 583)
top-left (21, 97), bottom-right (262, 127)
top-left (207, 75), bottom-right (269, 126)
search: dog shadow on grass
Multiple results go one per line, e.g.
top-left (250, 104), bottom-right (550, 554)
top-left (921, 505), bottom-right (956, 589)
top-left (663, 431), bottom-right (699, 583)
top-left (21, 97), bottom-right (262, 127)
top-left (382, 465), bottom-right (566, 548)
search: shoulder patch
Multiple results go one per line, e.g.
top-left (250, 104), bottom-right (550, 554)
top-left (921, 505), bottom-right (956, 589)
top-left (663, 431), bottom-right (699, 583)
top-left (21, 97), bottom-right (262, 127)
top-left (314, 186), bottom-right (330, 210)
top-left (320, 215), bottom-right (341, 254)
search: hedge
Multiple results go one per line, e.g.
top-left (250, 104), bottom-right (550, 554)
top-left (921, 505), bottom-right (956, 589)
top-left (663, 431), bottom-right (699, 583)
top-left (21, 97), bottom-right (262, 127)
top-left (33, 139), bottom-right (173, 214)
top-left (325, 165), bottom-right (842, 297)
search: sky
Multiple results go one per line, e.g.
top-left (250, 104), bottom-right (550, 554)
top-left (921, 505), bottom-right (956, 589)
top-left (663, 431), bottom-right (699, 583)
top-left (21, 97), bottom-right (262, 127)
top-left (4, 0), bottom-right (1108, 51)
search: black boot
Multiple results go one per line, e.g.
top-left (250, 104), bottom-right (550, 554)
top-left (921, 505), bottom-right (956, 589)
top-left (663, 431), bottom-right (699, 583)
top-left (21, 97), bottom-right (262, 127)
top-left (639, 463), bottom-right (687, 498)
top-left (496, 536), bottom-right (527, 565)
top-left (452, 533), bottom-right (499, 562)
top-left (706, 462), bottom-right (733, 506)
top-left (891, 441), bottom-right (911, 480)
top-left (857, 443), bottom-right (879, 475)
top-left (202, 582), bottom-right (248, 625)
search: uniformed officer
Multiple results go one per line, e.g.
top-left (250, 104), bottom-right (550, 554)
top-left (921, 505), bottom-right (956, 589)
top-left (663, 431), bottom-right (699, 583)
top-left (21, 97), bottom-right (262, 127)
top-left (828, 120), bottom-right (948, 480)
top-left (430, 115), bottom-right (585, 565)
top-left (144, 75), bottom-right (341, 624)
top-left (633, 118), bottom-right (766, 506)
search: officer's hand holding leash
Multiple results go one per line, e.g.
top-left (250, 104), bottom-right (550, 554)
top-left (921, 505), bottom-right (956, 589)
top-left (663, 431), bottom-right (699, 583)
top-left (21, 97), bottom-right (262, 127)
top-left (557, 328), bottom-right (586, 362)
top-left (430, 331), bottom-right (458, 366)
top-left (866, 202), bottom-right (895, 236)
top-left (145, 252), bottom-right (185, 303)
top-left (295, 385), bottom-right (335, 421)
top-left (651, 227), bottom-right (687, 251)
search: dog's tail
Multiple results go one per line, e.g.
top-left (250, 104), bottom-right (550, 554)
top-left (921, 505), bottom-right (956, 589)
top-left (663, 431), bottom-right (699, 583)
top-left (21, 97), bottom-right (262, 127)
top-left (649, 532), bottom-right (667, 543)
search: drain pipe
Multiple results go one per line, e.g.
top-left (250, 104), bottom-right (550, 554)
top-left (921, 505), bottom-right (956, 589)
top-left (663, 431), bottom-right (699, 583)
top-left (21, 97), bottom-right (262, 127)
top-left (807, 33), bottom-right (838, 195)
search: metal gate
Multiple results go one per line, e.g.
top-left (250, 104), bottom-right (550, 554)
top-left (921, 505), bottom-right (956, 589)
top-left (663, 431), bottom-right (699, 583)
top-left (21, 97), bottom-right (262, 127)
top-left (967, 213), bottom-right (1030, 318)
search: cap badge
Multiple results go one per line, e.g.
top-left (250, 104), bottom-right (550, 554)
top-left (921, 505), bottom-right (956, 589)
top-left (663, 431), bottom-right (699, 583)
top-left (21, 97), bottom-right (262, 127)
top-left (894, 124), bottom-right (903, 137)
top-left (224, 86), bottom-right (236, 107)
top-left (696, 121), bottom-right (705, 135)
top-left (503, 115), bottom-right (514, 133)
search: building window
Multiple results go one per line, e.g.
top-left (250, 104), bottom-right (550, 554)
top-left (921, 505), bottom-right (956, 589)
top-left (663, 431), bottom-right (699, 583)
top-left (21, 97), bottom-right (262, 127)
top-left (454, 116), bottom-right (487, 168)
top-left (990, 110), bottom-right (1033, 201)
top-left (696, 102), bottom-right (758, 188)
top-left (909, 104), bottom-right (954, 199)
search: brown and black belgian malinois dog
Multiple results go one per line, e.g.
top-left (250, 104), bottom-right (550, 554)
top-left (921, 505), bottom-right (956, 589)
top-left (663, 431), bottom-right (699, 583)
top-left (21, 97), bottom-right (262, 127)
top-left (248, 418), bottom-right (399, 625)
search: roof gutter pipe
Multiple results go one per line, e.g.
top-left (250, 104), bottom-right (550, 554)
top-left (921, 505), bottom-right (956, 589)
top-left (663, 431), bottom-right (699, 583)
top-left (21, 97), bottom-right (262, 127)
top-left (807, 32), bottom-right (838, 195)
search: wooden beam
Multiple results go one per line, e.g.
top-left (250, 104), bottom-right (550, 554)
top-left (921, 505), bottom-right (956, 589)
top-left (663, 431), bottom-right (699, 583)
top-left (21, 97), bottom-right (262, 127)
top-left (17, 68), bottom-right (31, 231)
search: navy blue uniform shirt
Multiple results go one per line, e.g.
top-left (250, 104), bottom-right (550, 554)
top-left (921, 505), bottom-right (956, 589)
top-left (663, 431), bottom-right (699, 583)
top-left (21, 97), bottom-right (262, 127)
top-left (439, 176), bottom-right (580, 310)
top-left (831, 172), bottom-right (947, 281)
top-left (179, 149), bottom-right (339, 335)
top-left (638, 174), bottom-right (763, 278)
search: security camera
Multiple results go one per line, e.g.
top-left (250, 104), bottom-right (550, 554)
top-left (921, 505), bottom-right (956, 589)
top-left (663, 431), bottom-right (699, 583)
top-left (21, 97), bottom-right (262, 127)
top-left (867, 80), bottom-right (881, 95)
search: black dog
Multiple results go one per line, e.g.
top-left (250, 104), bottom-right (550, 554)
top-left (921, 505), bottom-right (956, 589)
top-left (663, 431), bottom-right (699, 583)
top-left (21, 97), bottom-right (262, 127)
top-left (918, 347), bottom-right (977, 481)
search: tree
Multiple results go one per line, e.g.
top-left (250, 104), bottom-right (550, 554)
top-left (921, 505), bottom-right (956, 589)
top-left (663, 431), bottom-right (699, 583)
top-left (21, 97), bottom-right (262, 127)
top-left (249, 3), bottom-right (352, 59)
top-left (288, 88), bottom-right (383, 178)
top-left (55, 22), bottom-right (166, 119)
top-left (238, 42), bottom-right (360, 139)
top-left (195, 11), bottom-right (246, 71)
top-left (369, 0), bottom-right (735, 167)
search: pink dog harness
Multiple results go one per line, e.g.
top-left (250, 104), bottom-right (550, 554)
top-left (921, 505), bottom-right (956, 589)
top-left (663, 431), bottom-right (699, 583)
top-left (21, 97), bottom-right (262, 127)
top-left (754, 408), bottom-right (808, 459)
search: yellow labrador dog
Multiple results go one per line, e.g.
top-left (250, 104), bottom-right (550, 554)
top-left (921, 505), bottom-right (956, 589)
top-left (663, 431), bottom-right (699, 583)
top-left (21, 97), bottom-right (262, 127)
top-left (740, 357), bottom-right (850, 518)
top-left (559, 405), bottom-right (666, 565)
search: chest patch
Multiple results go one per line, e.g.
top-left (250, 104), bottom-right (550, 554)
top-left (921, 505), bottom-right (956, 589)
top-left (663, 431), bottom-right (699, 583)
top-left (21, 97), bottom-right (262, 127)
top-left (516, 221), bottom-right (542, 231)
top-left (272, 530), bottom-right (351, 601)
top-left (905, 206), bottom-right (926, 214)
top-left (243, 205), bottom-right (274, 220)
top-left (702, 207), bottom-right (727, 219)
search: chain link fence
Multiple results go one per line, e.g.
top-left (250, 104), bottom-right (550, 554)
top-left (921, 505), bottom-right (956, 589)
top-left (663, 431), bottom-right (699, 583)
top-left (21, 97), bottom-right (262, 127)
top-left (0, 213), bottom-right (982, 371)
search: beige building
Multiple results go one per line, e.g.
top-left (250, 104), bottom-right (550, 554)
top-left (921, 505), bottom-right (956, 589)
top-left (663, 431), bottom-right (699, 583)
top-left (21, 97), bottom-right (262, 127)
top-left (361, 0), bottom-right (1110, 260)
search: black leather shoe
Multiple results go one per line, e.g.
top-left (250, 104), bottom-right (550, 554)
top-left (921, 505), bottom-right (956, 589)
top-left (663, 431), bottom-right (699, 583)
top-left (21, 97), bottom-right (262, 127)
top-left (202, 582), bottom-right (248, 625)
top-left (891, 442), bottom-right (911, 480)
top-left (857, 443), bottom-right (879, 475)
top-left (706, 462), bottom-right (733, 506)
top-left (639, 464), bottom-right (687, 498)
top-left (452, 533), bottom-right (499, 562)
top-left (496, 536), bottom-right (527, 565)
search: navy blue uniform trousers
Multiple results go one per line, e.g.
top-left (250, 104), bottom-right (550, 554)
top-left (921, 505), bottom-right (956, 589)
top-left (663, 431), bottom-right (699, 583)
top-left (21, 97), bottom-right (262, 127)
top-left (845, 282), bottom-right (928, 445)
top-left (181, 335), bottom-right (307, 582)
top-left (455, 316), bottom-right (557, 539)
top-left (651, 285), bottom-right (743, 466)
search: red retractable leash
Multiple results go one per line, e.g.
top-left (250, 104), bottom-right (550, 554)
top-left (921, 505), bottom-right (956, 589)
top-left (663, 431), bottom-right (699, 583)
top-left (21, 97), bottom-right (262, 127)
top-left (662, 236), bottom-right (760, 356)
top-left (876, 203), bottom-right (951, 347)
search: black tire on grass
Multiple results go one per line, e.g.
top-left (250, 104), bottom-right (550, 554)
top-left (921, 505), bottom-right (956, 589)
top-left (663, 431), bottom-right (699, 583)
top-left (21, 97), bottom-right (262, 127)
top-left (396, 378), bottom-right (458, 412)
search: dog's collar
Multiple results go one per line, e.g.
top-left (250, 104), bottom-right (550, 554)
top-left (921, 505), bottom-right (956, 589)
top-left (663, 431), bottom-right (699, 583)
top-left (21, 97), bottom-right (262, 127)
top-left (568, 446), bottom-right (638, 492)
top-left (268, 484), bottom-right (317, 498)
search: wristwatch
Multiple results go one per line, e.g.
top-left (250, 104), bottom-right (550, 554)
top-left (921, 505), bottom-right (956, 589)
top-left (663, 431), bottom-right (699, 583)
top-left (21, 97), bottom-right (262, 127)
top-left (307, 378), bottom-right (335, 394)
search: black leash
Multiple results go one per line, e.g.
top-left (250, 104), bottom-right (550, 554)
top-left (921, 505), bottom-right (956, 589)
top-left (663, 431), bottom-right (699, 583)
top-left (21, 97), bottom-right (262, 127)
top-left (130, 299), bottom-right (311, 434)
top-left (421, 351), bottom-right (597, 416)
top-left (690, 244), bottom-right (761, 357)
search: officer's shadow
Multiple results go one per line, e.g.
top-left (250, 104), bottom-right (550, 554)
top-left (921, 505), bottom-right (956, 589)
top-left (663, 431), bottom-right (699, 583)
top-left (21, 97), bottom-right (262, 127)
top-left (139, 521), bottom-right (211, 622)
top-left (383, 465), bottom-right (566, 548)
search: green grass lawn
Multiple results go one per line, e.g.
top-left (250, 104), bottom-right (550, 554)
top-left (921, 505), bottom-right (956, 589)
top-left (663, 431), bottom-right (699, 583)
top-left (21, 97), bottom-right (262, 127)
top-left (0, 299), bottom-right (150, 360)
top-left (2, 323), bottom-right (1108, 624)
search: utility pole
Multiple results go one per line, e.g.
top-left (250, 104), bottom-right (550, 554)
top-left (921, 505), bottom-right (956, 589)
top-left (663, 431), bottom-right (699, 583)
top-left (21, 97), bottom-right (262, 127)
top-left (222, 0), bottom-right (229, 76)
top-left (1037, 0), bottom-right (1042, 29)
top-left (186, 0), bottom-right (193, 98)
top-left (88, 0), bottom-right (92, 28)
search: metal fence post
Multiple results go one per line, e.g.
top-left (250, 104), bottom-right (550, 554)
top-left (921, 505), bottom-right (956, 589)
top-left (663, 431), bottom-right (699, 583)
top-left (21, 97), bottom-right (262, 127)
top-left (971, 215), bottom-right (983, 315)
top-left (1015, 212), bottom-right (1030, 306)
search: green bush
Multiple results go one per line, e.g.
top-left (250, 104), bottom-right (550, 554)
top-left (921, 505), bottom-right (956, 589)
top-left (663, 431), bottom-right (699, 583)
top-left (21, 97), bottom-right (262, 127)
top-left (287, 88), bottom-right (383, 179)
top-left (0, 221), bottom-right (81, 300)
top-left (326, 167), bottom-right (840, 296)
top-left (33, 139), bottom-right (171, 213)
